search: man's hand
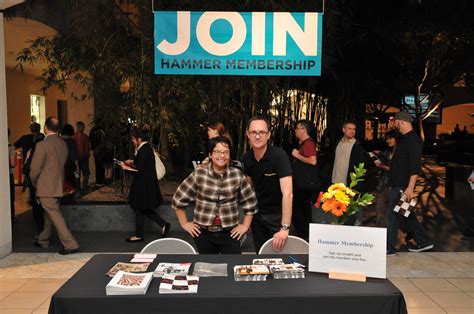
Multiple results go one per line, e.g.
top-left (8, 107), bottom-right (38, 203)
top-left (182, 222), bottom-right (201, 237)
top-left (272, 229), bottom-right (289, 251)
top-left (231, 224), bottom-right (249, 240)
top-left (291, 149), bottom-right (300, 159)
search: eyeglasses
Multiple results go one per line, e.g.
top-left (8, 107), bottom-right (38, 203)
top-left (248, 131), bottom-right (269, 137)
top-left (213, 150), bottom-right (230, 156)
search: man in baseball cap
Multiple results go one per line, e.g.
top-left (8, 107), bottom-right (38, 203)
top-left (393, 111), bottom-right (414, 123)
top-left (385, 111), bottom-right (433, 255)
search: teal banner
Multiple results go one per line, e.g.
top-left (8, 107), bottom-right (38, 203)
top-left (154, 11), bottom-right (323, 76)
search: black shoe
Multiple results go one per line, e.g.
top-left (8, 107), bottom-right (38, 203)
top-left (34, 241), bottom-right (48, 249)
top-left (162, 223), bottom-right (171, 237)
top-left (126, 236), bottom-right (144, 243)
top-left (58, 248), bottom-right (80, 255)
top-left (408, 243), bottom-right (434, 252)
top-left (386, 251), bottom-right (397, 257)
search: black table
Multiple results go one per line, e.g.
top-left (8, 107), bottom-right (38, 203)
top-left (49, 254), bottom-right (407, 314)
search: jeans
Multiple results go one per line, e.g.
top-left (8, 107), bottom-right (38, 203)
top-left (385, 186), bottom-right (431, 252)
top-left (30, 186), bottom-right (44, 233)
top-left (292, 190), bottom-right (313, 240)
top-left (9, 174), bottom-right (15, 220)
top-left (77, 158), bottom-right (90, 190)
top-left (93, 150), bottom-right (105, 184)
top-left (194, 229), bottom-right (241, 254)
top-left (251, 213), bottom-right (281, 253)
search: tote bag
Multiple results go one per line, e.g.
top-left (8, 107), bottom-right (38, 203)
top-left (154, 150), bottom-right (166, 180)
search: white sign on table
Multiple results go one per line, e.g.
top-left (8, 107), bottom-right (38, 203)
top-left (308, 223), bottom-right (387, 279)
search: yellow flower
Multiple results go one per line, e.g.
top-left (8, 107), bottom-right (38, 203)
top-left (345, 187), bottom-right (356, 197)
top-left (334, 190), bottom-right (350, 205)
top-left (328, 183), bottom-right (346, 193)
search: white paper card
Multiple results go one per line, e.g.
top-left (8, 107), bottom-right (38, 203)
top-left (309, 223), bottom-right (387, 279)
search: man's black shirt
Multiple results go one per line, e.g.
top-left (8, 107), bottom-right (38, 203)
top-left (14, 133), bottom-right (44, 161)
top-left (243, 145), bottom-right (292, 214)
top-left (388, 130), bottom-right (423, 187)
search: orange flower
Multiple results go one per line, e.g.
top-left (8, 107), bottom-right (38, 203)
top-left (330, 200), bottom-right (347, 217)
top-left (321, 198), bottom-right (336, 213)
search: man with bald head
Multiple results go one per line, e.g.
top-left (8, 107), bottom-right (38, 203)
top-left (30, 117), bottom-right (80, 255)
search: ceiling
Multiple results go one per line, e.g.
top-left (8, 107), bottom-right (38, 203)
top-left (3, 16), bottom-right (57, 76)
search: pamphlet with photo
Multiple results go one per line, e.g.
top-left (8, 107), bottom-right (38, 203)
top-left (153, 262), bottom-right (192, 278)
top-left (106, 262), bottom-right (151, 277)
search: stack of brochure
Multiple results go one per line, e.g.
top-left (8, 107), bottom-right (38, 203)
top-left (153, 262), bottom-right (191, 278)
top-left (252, 258), bottom-right (284, 266)
top-left (130, 253), bottom-right (157, 263)
top-left (106, 262), bottom-right (150, 277)
top-left (159, 275), bottom-right (199, 294)
top-left (233, 265), bottom-right (270, 281)
top-left (192, 262), bottom-right (228, 277)
top-left (268, 264), bottom-right (305, 279)
top-left (106, 271), bottom-right (153, 295)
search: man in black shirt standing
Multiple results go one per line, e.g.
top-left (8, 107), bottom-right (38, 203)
top-left (14, 122), bottom-right (43, 163)
top-left (386, 112), bottom-right (433, 256)
top-left (243, 116), bottom-right (293, 253)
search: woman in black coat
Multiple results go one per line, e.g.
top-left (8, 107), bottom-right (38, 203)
top-left (123, 128), bottom-right (170, 242)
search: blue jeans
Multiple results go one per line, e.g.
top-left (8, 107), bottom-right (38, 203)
top-left (385, 187), bottom-right (431, 252)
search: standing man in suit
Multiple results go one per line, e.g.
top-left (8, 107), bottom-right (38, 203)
top-left (30, 117), bottom-right (80, 255)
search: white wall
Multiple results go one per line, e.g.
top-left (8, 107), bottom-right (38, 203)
top-left (0, 12), bottom-right (13, 258)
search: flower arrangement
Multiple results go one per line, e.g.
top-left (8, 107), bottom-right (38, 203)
top-left (319, 163), bottom-right (375, 225)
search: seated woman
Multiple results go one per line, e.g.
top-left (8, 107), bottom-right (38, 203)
top-left (172, 136), bottom-right (257, 254)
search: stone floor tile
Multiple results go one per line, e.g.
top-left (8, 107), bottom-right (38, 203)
top-left (0, 280), bottom-right (28, 293)
top-left (403, 291), bottom-right (439, 308)
top-left (465, 291), bottom-right (474, 298)
top-left (0, 292), bottom-right (50, 309)
top-left (425, 292), bottom-right (474, 308)
top-left (0, 294), bottom-right (10, 302)
top-left (443, 308), bottom-right (474, 314)
top-left (0, 309), bottom-right (34, 314)
top-left (390, 278), bottom-right (420, 292)
top-left (37, 297), bottom-right (51, 309)
top-left (407, 308), bottom-right (446, 314)
top-left (410, 278), bottom-right (461, 292)
top-left (16, 279), bottom-right (66, 293)
top-left (447, 279), bottom-right (474, 291)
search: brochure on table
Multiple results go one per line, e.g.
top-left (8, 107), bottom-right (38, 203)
top-left (308, 223), bottom-right (387, 279)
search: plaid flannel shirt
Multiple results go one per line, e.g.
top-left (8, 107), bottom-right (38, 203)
top-left (172, 163), bottom-right (258, 228)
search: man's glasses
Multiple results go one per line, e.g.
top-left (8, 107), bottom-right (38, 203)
top-left (213, 150), bottom-right (230, 156)
top-left (248, 131), bottom-right (269, 137)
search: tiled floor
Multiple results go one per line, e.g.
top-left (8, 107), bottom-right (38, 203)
top-left (0, 252), bottom-right (473, 313)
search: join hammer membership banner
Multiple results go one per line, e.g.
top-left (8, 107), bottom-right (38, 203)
top-left (154, 11), bottom-right (323, 76)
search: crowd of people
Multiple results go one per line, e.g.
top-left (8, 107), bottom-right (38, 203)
top-left (8, 112), bottom-right (436, 256)
top-left (166, 113), bottom-right (434, 256)
top-left (7, 118), bottom-right (99, 254)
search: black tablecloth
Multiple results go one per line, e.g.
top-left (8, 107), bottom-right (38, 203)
top-left (49, 254), bottom-right (407, 314)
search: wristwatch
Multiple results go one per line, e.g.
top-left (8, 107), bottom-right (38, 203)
top-left (281, 224), bottom-right (290, 231)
